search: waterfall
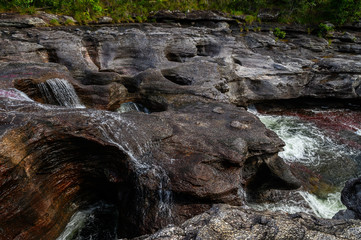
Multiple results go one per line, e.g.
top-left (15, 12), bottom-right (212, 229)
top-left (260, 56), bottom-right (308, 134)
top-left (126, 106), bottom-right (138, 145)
top-left (55, 111), bottom-right (173, 238)
top-left (56, 202), bottom-right (118, 240)
top-left (247, 106), bottom-right (361, 218)
top-left (157, 174), bottom-right (173, 219)
top-left (38, 78), bottom-right (85, 108)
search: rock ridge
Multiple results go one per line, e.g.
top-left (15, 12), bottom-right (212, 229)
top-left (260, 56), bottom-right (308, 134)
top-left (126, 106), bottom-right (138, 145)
top-left (0, 12), bottom-right (360, 239)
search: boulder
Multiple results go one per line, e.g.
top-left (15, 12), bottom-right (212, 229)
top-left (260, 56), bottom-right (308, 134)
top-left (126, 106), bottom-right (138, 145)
top-left (334, 176), bottom-right (361, 220)
top-left (0, 97), bottom-right (299, 239)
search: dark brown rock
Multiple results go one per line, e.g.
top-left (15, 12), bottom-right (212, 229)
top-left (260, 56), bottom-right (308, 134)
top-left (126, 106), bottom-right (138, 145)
top-left (0, 97), bottom-right (299, 239)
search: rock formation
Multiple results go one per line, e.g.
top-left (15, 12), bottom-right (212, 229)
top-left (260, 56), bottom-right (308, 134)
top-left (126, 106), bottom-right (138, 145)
top-left (0, 11), bottom-right (360, 239)
top-left (334, 176), bottom-right (361, 220)
top-left (137, 204), bottom-right (361, 240)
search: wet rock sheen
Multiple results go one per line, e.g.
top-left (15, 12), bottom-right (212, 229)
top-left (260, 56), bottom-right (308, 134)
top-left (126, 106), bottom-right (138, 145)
top-left (0, 11), bottom-right (360, 240)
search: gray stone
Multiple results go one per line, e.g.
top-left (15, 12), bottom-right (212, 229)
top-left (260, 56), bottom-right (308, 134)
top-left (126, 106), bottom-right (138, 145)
top-left (98, 16), bottom-right (113, 24)
top-left (139, 204), bottom-right (361, 240)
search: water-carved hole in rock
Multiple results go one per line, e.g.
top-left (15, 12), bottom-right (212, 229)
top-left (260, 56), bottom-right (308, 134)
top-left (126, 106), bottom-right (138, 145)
top-left (13, 78), bottom-right (43, 103)
top-left (165, 52), bottom-right (182, 62)
top-left (29, 136), bottom-right (150, 239)
top-left (82, 36), bottom-right (101, 69)
top-left (46, 49), bottom-right (60, 63)
top-left (161, 69), bottom-right (193, 86)
top-left (196, 42), bottom-right (221, 57)
top-left (14, 78), bottom-right (84, 108)
top-left (164, 49), bottom-right (196, 63)
top-left (140, 98), bottom-right (168, 113)
top-left (243, 158), bottom-right (294, 203)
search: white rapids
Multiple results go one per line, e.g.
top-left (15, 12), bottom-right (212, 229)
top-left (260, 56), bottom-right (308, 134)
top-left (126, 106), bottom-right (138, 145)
top-left (38, 78), bottom-right (85, 108)
top-left (247, 106), bottom-right (359, 219)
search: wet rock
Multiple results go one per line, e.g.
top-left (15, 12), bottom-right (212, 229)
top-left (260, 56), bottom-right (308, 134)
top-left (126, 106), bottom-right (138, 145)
top-left (334, 177), bottom-right (361, 220)
top-left (0, 11), bottom-right (360, 240)
top-left (139, 204), bottom-right (361, 240)
top-left (0, 99), bottom-right (298, 239)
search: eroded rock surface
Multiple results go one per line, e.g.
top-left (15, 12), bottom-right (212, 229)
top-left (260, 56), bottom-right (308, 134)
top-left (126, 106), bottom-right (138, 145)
top-left (0, 96), bottom-right (299, 239)
top-left (0, 11), bottom-right (360, 240)
top-left (0, 15), bottom-right (360, 110)
top-left (137, 204), bottom-right (361, 240)
top-left (334, 176), bottom-right (361, 220)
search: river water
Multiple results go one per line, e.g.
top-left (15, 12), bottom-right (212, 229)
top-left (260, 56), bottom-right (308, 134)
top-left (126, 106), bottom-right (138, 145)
top-left (30, 80), bottom-right (359, 237)
top-left (248, 105), bottom-right (361, 219)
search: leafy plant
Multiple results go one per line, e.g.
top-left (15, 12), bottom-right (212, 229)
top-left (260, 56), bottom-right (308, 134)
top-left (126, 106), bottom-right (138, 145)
top-left (318, 23), bottom-right (334, 37)
top-left (49, 18), bottom-right (60, 26)
top-left (1, 0), bottom-right (361, 26)
top-left (64, 18), bottom-right (75, 25)
top-left (245, 15), bottom-right (256, 25)
top-left (273, 27), bottom-right (286, 39)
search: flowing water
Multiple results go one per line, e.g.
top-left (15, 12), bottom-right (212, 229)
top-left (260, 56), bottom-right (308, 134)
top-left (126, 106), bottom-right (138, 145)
top-left (248, 106), bottom-right (361, 218)
top-left (55, 109), bottom-right (172, 239)
top-left (56, 202), bottom-right (118, 240)
top-left (0, 88), bottom-right (33, 102)
top-left (117, 102), bottom-right (150, 114)
top-left (38, 78), bottom-right (85, 108)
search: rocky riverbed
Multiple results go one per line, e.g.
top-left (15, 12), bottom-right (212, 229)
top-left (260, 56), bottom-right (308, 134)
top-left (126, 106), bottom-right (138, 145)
top-left (0, 11), bottom-right (361, 240)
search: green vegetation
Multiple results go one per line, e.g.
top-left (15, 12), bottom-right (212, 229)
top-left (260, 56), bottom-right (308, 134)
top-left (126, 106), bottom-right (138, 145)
top-left (318, 23), bottom-right (334, 37)
top-left (49, 18), bottom-right (60, 26)
top-left (0, 0), bottom-right (361, 25)
top-left (273, 27), bottom-right (286, 39)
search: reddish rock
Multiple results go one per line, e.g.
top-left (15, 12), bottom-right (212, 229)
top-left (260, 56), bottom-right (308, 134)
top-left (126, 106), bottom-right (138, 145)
top-left (0, 97), bottom-right (299, 239)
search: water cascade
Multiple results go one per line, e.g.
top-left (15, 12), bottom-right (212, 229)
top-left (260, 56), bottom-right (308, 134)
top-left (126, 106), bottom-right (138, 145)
top-left (56, 202), bottom-right (118, 240)
top-left (55, 111), bottom-right (173, 238)
top-left (38, 78), bottom-right (85, 108)
top-left (248, 106), bottom-right (361, 218)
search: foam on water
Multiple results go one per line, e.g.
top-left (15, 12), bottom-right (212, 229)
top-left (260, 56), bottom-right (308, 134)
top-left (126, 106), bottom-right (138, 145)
top-left (247, 194), bottom-right (314, 216)
top-left (38, 78), bottom-right (85, 108)
top-left (56, 202), bottom-right (118, 240)
top-left (247, 106), bottom-right (359, 218)
top-left (258, 114), bottom-right (358, 166)
top-left (299, 191), bottom-right (346, 219)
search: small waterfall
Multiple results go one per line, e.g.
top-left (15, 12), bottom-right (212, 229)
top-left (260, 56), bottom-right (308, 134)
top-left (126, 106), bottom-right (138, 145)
top-left (157, 174), bottom-right (173, 219)
top-left (38, 78), bottom-right (85, 108)
top-left (56, 202), bottom-right (118, 240)
top-left (78, 111), bottom-right (173, 234)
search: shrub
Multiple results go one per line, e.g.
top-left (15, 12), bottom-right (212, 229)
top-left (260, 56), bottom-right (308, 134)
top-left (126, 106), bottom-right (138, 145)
top-left (273, 27), bottom-right (286, 39)
top-left (64, 18), bottom-right (75, 25)
top-left (318, 23), bottom-right (334, 37)
top-left (49, 18), bottom-right (60, 26)
top-left (245, 15), bottom-right (257, 25)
